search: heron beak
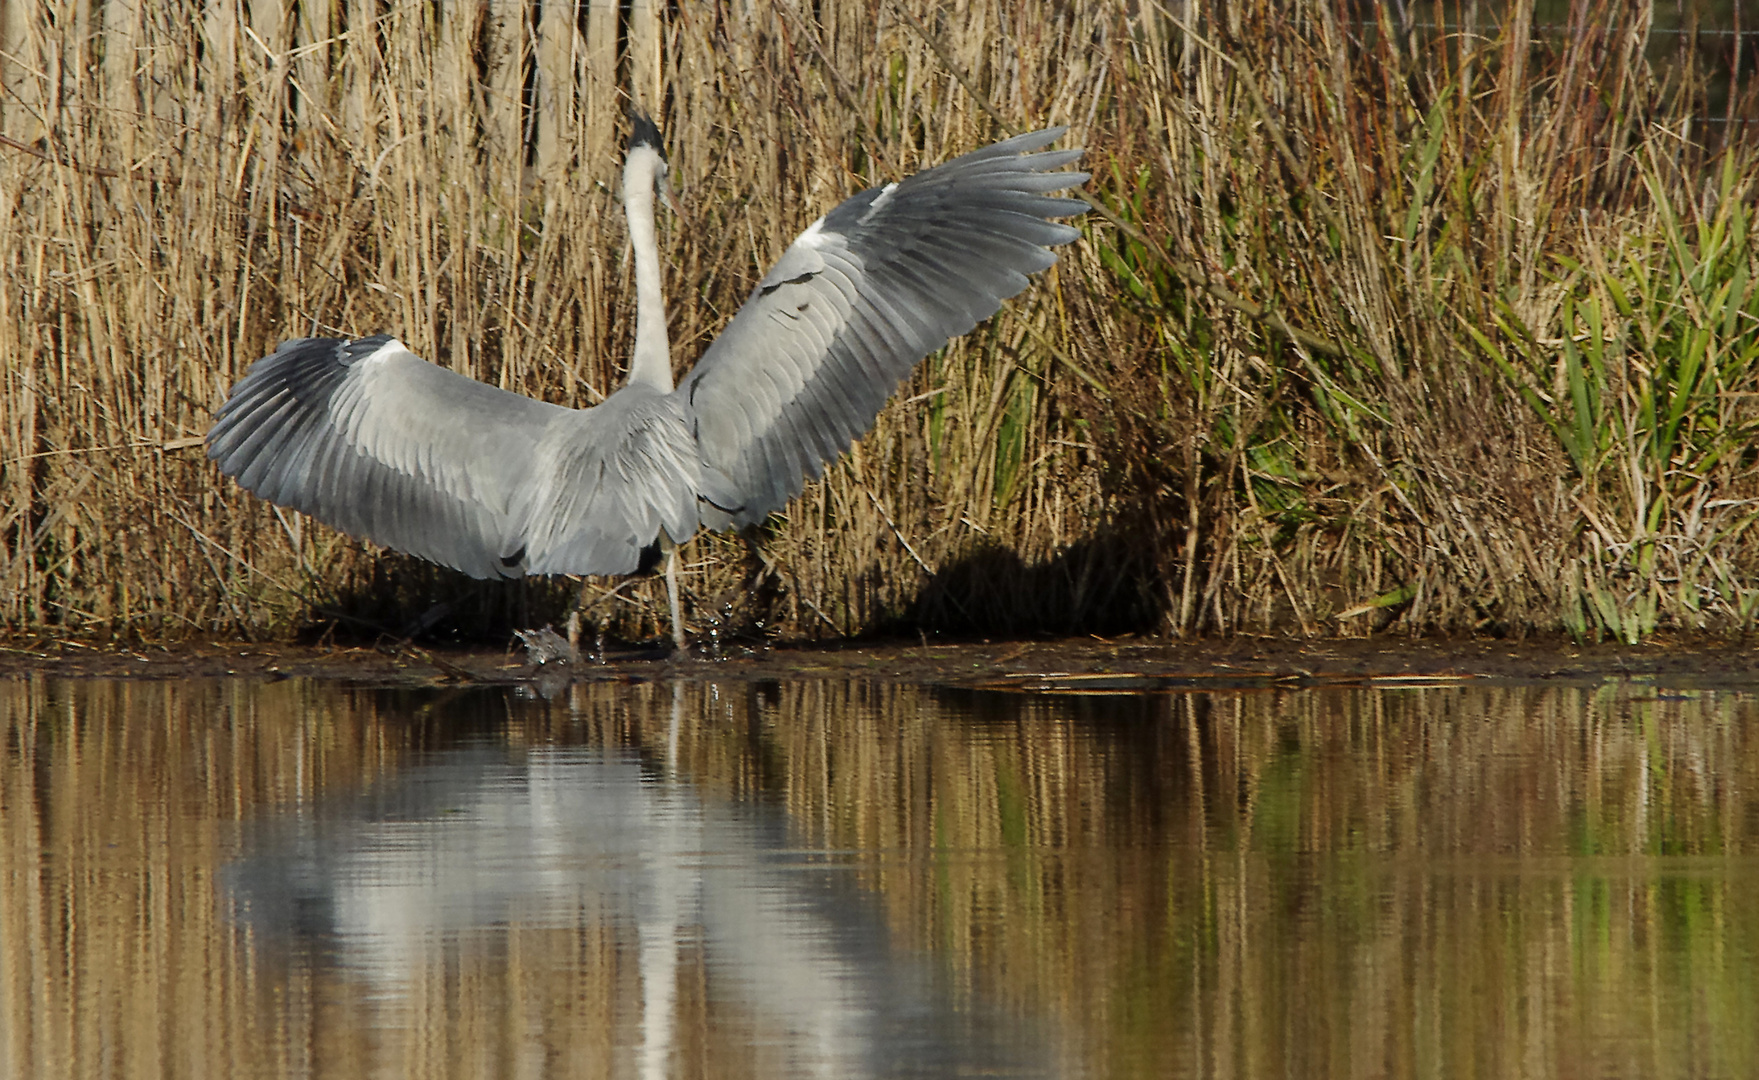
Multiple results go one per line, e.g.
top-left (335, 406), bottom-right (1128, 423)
top-left (659, 176), bottom-right (689, 228)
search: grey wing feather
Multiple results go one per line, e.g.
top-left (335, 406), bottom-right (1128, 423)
top-left (682, 127), bottom-right (1087, 528)
top-left (207, 336), bottom-right (705, 579)
top-left (207, 336), bottom-right (563, 577)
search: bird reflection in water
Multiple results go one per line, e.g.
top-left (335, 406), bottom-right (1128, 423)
top-left (226, 684), bottom-right (1062, 1079)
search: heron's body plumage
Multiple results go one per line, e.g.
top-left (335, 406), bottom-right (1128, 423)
top-left (206, 125), bottom-right (1087, 647)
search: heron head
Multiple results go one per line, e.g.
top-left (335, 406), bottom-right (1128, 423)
top-left (624, 110), bottom-right (677, 219)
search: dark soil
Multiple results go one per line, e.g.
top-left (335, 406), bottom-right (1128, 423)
top-left (3, 633), bottom-right (1758, 690)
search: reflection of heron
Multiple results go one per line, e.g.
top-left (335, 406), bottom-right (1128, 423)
top-left (205, 117), bottom-right (1085, 650)
top-left (224, 687), bottom-right (1060, 1079)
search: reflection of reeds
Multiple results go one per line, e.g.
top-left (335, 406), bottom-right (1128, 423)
top-left (0, 2), bottom-right (1756, 641)
top-left (3, 678), bottom-right (1758, 1077)
top-left (616, 681), bottom-right (1759, 1077)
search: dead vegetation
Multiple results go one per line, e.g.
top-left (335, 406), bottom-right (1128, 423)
top-left (1, 0), bottom-right (1755, 644)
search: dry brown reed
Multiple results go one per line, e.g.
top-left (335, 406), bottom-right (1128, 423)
top-left (1, 0), bottom-right (1755, 643)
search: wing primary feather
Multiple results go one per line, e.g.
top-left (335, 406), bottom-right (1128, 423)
top-left (232, 398), bottom-right (310, 491)
top-left (685, 128), bottom-right (1084, 526)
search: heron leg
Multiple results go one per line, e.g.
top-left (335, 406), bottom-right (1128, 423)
top-left (564, 576), bottom-right (593, 655)
top-left (741, 527), bottom-right (779, 580)
top-left (664, 543), bottom-right (687, 654)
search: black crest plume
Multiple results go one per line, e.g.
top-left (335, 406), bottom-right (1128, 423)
top-left (628, 110), bottom-right (665, 160)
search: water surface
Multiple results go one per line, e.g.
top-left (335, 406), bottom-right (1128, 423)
top-left (3, 674), bottom-right (1756, 1078)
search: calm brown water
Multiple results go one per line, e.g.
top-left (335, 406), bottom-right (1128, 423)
top-left (3, 674), bottom-right (1757, 1079)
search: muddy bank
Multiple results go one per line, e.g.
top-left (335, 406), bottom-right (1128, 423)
top-left (3, 634), bottom-right (1757, 690)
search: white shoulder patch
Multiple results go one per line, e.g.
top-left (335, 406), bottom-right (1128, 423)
top-left (797, 214), bottom-right (832, 249)
top-left (366, 338), bottom-right (411, 365)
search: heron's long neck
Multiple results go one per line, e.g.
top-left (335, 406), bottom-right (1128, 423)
top-left (623, 148), bottom-right (672, 391)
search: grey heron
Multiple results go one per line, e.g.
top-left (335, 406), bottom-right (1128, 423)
top-left (206, 118), bottom-right (1087, 651)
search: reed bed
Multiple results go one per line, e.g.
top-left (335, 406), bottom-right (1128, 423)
top-left (1, 0), bottom-right (1755, 643)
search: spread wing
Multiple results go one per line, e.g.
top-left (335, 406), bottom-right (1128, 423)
top-left (680, 127), bottom-right (1087, 528)
top-left (206, 336), bottom-right (702, 578)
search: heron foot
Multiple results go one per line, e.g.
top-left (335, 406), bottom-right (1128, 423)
top-left (514, 625), bottom-right (582, 667)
